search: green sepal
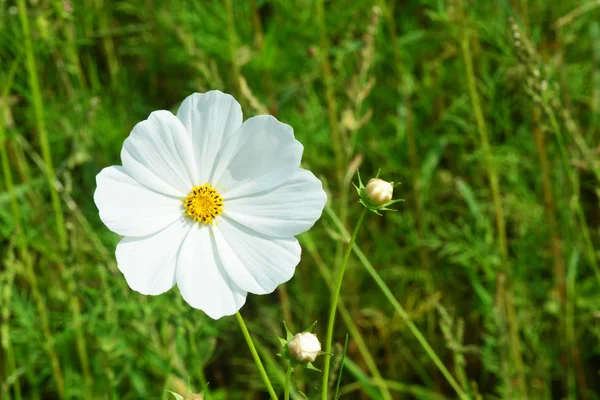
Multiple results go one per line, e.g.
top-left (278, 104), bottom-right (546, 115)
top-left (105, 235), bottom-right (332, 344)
top-left (277, 335), bottom-right (288, 348)
top-left (355, 169), bottom-right (404, 215)
top-left (305, 362), bottom-right (321, 372)
top-left (276, 320), bottom-right (296, 360)
top-left (167, 391), bottom-right (185, 400)
top-left (304, 320), bottom-right (318, 333)
top-left (283, 320), bottom-right (294, 341)
top-left (277, 335), bottom-right (292, 361)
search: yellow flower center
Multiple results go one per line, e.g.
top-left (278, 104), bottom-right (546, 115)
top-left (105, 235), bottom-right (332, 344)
top-left (183, 184), bottom-right (224, 224)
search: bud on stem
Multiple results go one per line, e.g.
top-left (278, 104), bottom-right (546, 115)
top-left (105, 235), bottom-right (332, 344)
top-left (355, 170), bottom-right (403, 215)
top-left (288, 332), bottom-right (321, 363)
top-left (365, 178), bottom-right (393, 205)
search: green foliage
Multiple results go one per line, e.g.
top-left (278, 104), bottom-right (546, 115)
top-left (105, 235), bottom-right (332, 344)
top-left (1, 0), bottom-right (600, 399)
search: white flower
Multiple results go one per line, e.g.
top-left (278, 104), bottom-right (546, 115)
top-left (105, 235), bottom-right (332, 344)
top-left (365, 178), bottom-right (393, 205)
top-left (287, 332), bottom-right (321, 363)
top-left (94, 91), bottom-right (327, 319)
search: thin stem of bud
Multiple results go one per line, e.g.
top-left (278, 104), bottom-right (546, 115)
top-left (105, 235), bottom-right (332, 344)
top-left (325, 205), bottom-right (469, 400)
top-left (284, 365), bottom-right (291, 400)
top-left (235, 312), bottom-right (278, 400)
top-left (321, 209), bottom-right (367, 400)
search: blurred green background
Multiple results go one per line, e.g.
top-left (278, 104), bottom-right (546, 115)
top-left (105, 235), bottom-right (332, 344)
top-left (1, 0), bottom-right (600, 399)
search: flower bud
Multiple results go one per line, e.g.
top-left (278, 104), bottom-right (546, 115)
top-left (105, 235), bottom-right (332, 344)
top-left (287, 332), bottom-right (321, 363)
top-left (365, 178), bottom-right (393, 205)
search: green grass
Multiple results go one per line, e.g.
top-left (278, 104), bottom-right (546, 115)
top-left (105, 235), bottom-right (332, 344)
top-left (2, 0), bottom-right (600, 398)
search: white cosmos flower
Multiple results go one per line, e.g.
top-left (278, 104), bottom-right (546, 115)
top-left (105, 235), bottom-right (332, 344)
top-left (94, 91), bottom-right (327, 319)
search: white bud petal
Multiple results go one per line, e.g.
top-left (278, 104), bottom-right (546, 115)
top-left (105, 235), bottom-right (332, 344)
top-left (287, 332), bottom-right (321, 363)
top-left (365, 178), bottom-right (393, 205)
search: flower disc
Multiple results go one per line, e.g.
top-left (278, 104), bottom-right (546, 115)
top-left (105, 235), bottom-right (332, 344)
top-left (183, 184), bottom-right (224, 224)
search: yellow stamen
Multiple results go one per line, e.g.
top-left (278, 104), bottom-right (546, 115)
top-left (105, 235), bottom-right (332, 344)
top-left (183, 184), bottom-right (224, 224)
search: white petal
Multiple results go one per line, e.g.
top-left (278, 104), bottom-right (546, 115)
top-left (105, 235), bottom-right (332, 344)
top-left (176, 91), bottom-right (243, 184)
top-left (212, 217), bottom-right (301, 295)
top-left (121, 110), bottom-right (196, 197)
top-left (94, 166), bottom-right (183, 237)
top-left (176, 224), bottom-right (247, 319)
top-left (211, 115), bottom-right (303, 198)
top-left (116, 218), bottom-right (192, 296)
top-left (224, 169), bottom-right (327, 238)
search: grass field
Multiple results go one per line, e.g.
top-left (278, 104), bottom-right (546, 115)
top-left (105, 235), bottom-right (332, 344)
top-left (1, 0), bottom-right (600, 399)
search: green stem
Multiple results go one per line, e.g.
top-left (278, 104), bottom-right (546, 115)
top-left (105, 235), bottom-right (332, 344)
top-left (57, 0), bottom-right (87, 90)
top-left (322, 209), bottom-right (367, 400)
top-left (235, 312), bottom-right (278, 400)
top-left (316, 0), bottom-right (344, 185)
top-left (386, 0), bottom-right (435, 337)
top-left (316, 0), bottom-right (346, 280)
top-left (532, 106), bottom-right (577, 397)
top-left (17, 0), bottom-right (68, 252)
top-left (301, 233), bottom-right (393, 400)
top-left (359, 249), bottom-right (469, 400)
top-left (254, 338), bottom-right (300, 399)
top-left (7, 135), bottom-right (89, 399)
top-left (458, 2), bottom-right (527, 396)
top-left (94, 0), bottom-right (119, 84)
top-left (2, 268), bottom-right (22, 400)
top-left (0, 49), bottom-right (23, 400)
top-left (198, 366), bottom-right (211, 400)
top-left (187, 333), bottom-right (211, 400)
top-left (325, 205), bottom-right (469, 400)
top-left (1, 47), bottom-right (64, 400)
top-left (284, 365), bottom-right (291, 400)
top-left (543, 104), bottom-right (600, 285)
top-left (249, 0), bottom-right (276, 112)
top-left (225, 0), bottom-right (243, 105)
